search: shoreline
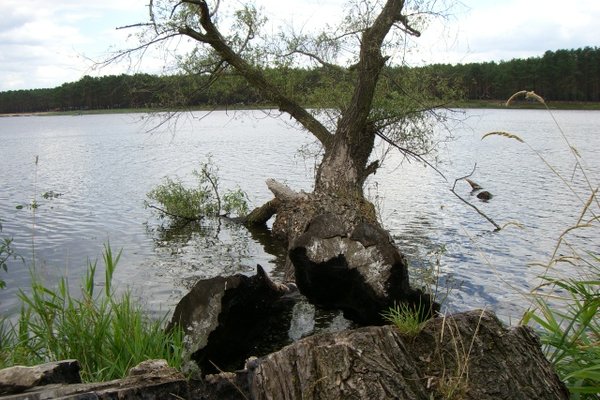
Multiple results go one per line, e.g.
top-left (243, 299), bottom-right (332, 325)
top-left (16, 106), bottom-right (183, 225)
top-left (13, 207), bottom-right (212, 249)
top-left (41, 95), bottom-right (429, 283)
top-left (2, 100), bottom-right (600, 117)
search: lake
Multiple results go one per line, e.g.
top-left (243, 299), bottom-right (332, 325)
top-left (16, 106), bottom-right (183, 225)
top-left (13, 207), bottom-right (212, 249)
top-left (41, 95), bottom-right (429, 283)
top-left (1, 109), bottom-right (599, 323)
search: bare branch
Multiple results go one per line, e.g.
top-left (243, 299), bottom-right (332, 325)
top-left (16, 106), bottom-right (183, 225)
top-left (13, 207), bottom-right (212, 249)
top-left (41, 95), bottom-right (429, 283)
top-left (281, 49), bottom-right (345, 72)
top-left (375, 130), bottom-right (447, 181)
top-left (100, 32), bottom-right (180, 67)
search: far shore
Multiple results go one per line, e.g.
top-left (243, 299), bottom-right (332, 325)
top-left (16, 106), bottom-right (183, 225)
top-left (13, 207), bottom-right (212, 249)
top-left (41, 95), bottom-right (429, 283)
top-left (2, 100), bottom-right (600, 117)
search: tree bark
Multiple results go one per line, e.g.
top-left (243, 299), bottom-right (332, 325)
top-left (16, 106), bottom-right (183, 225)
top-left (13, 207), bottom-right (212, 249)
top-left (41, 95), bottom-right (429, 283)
top-left (246, 310), bottom-right (569, 400)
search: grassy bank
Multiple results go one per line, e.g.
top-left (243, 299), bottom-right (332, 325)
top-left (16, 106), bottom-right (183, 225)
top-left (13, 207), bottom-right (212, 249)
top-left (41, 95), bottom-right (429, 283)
top-left (491, 91), bottom-right (600, 398)
top-left (0, 244), bottom-right (184, 383)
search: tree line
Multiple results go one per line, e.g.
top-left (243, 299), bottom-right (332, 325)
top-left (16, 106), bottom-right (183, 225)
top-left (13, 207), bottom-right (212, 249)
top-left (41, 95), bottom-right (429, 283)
top-left (431, 46), bottom-right (600, 102)
top-left (1, 47), bottom-right (598, 114)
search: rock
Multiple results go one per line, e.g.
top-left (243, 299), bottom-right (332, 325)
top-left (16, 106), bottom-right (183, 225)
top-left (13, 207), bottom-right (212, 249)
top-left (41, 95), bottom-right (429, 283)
top-left (290, 213), bottom-right (438, 324)
top-left (477, 190), bottom-right (493, 201)
top-left (167, 265), bottom-right (298, 375)
top-left (465, 178), bottom-right (483, 191)
top-left (246, 310), bottom-right (568, 400)
top-left (0, 360), bottom-right (81, 395)
top-left (0, 359), bottom-right (188, 399)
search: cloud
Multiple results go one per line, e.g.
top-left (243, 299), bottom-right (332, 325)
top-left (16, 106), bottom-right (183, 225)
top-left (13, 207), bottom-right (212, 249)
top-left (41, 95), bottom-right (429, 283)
top-left (412, 0), bottom-right (600, 65)
top-left (2, 0), bottom-right (600, 90)
top-left (0, 0), bottom-right (148, 91)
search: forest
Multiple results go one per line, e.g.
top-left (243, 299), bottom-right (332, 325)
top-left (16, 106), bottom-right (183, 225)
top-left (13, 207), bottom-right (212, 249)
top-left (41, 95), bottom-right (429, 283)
top-left (0, 47), bottom-right (598, 114)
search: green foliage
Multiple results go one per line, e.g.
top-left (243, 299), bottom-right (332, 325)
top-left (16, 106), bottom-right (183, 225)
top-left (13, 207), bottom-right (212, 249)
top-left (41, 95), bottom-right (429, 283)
top-left (147, 157), bottom-right (249, 222)
top-left (0, 243), bottom-right (184, 382)
top-left (3, 47), bottom-right (598, 114)
top-left (523, 266), bottom-right (600, 398)
top-left (381, 303), bottom-right (424, 336)
top-left (147, 176), bottom-right (216, 220)
top-left (222, 188), bottom-right (250, 217)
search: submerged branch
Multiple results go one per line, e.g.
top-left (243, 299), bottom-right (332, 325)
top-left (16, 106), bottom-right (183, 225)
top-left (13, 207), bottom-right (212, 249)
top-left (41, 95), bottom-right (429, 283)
top-left (451, 164), bottom-right (501, 231)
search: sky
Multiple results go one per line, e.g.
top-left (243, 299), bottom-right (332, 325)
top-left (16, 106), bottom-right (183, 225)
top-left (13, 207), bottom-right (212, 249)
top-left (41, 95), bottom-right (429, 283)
top-left (1, 0), bottom-right (599, 92)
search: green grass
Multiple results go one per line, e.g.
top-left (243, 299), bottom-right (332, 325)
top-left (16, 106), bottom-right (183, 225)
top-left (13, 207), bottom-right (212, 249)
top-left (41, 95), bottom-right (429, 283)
top-left (0, 244), bottom-right (184, 382)
top-left (382, 302), bottom-right (425, 336)
top-left (523, 267), bottom-right (600, 398)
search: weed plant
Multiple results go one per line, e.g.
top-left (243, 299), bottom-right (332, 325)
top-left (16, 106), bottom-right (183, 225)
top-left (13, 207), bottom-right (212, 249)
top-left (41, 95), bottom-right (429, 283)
top-left (0, 244), bottom-right (184, 382)
top-left (486, 91), bottom-right (599, 398)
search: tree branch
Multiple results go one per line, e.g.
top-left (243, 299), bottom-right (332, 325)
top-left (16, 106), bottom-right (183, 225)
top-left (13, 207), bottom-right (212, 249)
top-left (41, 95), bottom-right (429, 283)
top-left (375, 130), bottom-right (447, 182)
top-left (178, 1), bottom-right (334, 148)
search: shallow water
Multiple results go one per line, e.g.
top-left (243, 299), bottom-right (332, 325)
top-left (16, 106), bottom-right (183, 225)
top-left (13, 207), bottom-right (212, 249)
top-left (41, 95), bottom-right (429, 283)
top-left (1, 109), bottom-right (598, 324)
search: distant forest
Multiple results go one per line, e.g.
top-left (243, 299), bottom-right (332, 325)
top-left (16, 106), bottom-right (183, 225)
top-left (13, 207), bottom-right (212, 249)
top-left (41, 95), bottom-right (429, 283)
top-left (1, 47), bottom-right (599, 114)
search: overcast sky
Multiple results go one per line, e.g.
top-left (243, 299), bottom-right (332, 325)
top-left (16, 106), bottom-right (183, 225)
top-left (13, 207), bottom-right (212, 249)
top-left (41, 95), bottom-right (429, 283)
top-left (1, 0), bottom-right (598, 92)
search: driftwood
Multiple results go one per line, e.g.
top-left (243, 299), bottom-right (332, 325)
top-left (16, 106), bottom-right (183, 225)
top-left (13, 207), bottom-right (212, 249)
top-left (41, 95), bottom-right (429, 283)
top-left (242, 198), bottom-right (281, 226)
top-left (167, 265), bottom-right (297, 375)
top-left (0, 360), bottom-right (189, 399)
top-left (451, 165), bottom-right (501, 231)
top-left (266, 178), bottom-right (308, 202)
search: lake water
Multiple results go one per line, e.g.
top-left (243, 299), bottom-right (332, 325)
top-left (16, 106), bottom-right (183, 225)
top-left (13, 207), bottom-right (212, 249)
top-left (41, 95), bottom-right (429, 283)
top-left (1, 109), bottom-right (599, 323)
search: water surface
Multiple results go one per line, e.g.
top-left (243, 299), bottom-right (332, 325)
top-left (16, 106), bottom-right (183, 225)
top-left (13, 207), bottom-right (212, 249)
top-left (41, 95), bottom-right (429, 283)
top-left (1, 109), bottom-right (598, 323)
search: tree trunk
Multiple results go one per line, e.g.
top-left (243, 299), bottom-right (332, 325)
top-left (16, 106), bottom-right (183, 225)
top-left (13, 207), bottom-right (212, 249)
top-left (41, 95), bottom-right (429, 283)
top-left (243, 310), bottom-right (569, 400)
top-left (178, 0), bottom-right (437, 324)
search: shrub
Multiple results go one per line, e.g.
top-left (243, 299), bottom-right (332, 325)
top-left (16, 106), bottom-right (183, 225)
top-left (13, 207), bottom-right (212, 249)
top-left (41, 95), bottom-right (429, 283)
top-left (146, 156), bottom-right (249, 222)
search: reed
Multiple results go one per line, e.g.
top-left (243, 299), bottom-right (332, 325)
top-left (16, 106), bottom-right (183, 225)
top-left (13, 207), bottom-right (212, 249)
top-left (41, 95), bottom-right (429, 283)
top-left (0, 243), bottom-right (184, 382)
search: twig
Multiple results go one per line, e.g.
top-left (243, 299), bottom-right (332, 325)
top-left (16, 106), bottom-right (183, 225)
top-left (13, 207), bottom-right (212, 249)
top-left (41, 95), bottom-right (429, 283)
top-left (208, 360), bottom-right (250, 400)
top-left (201, 165), bottom-right (221, 216)
top-left (375, 130), bottom-right (447, 182)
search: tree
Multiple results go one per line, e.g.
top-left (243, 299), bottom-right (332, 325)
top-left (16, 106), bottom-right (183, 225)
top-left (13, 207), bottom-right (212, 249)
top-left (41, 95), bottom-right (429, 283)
top-left (114, 0), bottom-right (453, 322)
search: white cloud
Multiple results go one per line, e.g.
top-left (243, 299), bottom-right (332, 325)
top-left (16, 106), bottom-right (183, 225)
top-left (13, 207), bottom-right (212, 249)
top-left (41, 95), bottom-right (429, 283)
top-left (1, 0), bottom-right (599, 90)
top-left (0, 0), bottom-right (149, 91)
top-left (415, 0), bottom-right (600, 65)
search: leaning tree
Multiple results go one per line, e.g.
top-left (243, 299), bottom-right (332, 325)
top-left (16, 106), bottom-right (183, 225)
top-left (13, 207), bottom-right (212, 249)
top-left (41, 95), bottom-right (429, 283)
top-left (118, 0), bottom-right (456, 323)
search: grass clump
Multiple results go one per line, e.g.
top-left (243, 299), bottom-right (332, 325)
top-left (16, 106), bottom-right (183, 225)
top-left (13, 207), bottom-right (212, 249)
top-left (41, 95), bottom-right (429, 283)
top-left (382, 302), bottom-right (424, 336)
top-left (523, 269), bottom-right (600, 398)
top-left (0, 244), bottom-right (184, 382)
